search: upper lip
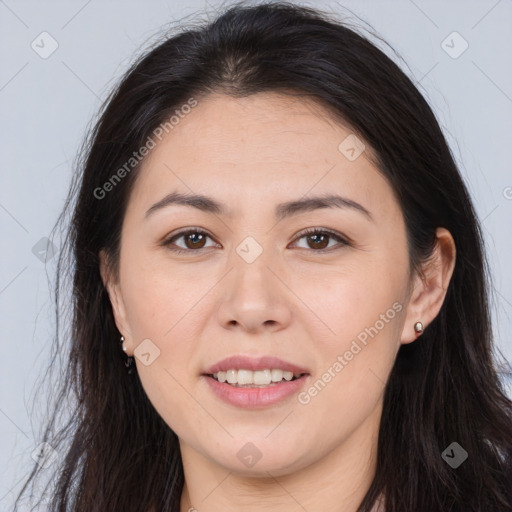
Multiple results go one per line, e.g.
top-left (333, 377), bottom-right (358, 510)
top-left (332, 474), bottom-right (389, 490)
top-left (203, 355), bottom-right (310, 375)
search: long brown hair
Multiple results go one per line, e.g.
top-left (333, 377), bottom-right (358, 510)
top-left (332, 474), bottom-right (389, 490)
top-left (14, 2), bottom-right (512, 510)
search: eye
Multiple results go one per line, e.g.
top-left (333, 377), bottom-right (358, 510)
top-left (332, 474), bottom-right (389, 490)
top-left (161, 227), bottom-right (350, 255)
top-left (291, 228), bottom-right (349, 252)
top-left (162, 228), bottom-right (218, 254)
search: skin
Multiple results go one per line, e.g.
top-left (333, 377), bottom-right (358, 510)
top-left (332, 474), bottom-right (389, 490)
top-left (100, 92), bottom-right (456, 512)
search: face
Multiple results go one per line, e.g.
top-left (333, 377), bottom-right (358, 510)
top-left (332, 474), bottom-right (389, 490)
top-left (103, 92), bottom-right (417, 476)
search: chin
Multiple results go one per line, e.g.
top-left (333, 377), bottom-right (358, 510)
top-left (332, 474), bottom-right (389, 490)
top-left (206, 439), bottom-right (311, 476)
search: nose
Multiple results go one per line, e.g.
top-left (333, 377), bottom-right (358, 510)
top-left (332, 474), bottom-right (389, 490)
top-left (215, 251), bottom-right (292, 334)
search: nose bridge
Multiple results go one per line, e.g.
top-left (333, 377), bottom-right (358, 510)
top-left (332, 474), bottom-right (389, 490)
top-left (214, 230), bottom-right (292, 332)
top-left (230, 232), bottom-right (276, 295)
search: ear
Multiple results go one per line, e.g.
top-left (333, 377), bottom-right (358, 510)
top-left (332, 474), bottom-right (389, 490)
top-left (99, 249), bottom-right (133, 353)
top-left (400, 227), bottom-right (456, 344)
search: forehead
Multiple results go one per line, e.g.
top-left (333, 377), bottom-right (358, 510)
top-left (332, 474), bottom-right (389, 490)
top-left (127, 92), bottom-right (399, 222)
top-left (163, 91), bottom-right (364, 162)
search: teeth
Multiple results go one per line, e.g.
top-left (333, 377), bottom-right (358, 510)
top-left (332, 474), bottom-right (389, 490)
top-left (271, 369), bottom-right (284, 382)
top-left (226, 369), bottom-right (237, 384)
top-left (212, 369), bottom-right (301, 386)
top-left (237, 369), bottom-right (255, 385)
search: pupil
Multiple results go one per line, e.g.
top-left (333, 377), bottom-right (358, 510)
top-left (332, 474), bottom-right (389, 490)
top-left (310, 234), bottom-right (328, 249)
top-left (184, 233), bottom-right (330, 250)
top-left (187, 233), bottom-right (205, 248)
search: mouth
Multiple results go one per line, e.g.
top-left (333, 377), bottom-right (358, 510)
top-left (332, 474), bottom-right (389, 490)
top-left (201, 355), bottom-right (311, 407)
top-left (201, 370), bottom-right (311, 408)
top-left (204, 369), bottom-right (309, 388)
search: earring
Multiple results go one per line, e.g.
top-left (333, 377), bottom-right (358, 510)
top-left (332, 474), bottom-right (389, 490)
top-left (414, 321), bottom-right (424, 335)
top-left (120, 335), bottom-right (135, 374)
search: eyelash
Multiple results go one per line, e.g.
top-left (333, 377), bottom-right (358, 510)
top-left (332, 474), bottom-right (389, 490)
top-left (161, 227), bottom-right (350, 255)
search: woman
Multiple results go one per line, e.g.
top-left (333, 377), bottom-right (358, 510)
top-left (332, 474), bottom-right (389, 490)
top-left (13, 2), bottom-right (512, 511)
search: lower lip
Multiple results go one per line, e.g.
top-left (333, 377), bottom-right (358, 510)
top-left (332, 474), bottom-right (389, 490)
top-left (202, 374), bottom-right (310, 409)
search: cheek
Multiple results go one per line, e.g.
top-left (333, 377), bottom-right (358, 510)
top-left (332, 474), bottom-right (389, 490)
top-left (119, 247), bottom-right (194, 339)
top-left (297, 312), bottom-right (400, 446)
top-left (292, 261), bottom-right (405, 412)
top-left (291, 255), bottom-right (405, 344)
top-left (120, 259), bottom-right (205, 433)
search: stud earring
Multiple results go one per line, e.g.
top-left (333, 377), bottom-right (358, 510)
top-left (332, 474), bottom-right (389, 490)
top-left (414, 321), bottom-right (424, 335)
top-left (120, 335), bottom-right (135, 374)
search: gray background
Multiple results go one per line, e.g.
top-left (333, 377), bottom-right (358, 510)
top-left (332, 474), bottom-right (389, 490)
top-left (1, 0), bottom-right (511, 508)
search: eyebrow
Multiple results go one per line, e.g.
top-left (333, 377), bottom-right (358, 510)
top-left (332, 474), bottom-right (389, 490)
top-left (145, 191), bottom-right (373, 222)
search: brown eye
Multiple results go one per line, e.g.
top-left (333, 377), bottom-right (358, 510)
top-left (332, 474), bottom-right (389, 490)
top-left (182, 232), bottom-right (207, 249)
top-left (163, 227), bottom-right (349, 255)
top-left (162, 229), bottom-right (217, 253)
top-left (293, 228), bottom-right (349, 252)
top-left (305, 233), bottom-right (330, 250)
